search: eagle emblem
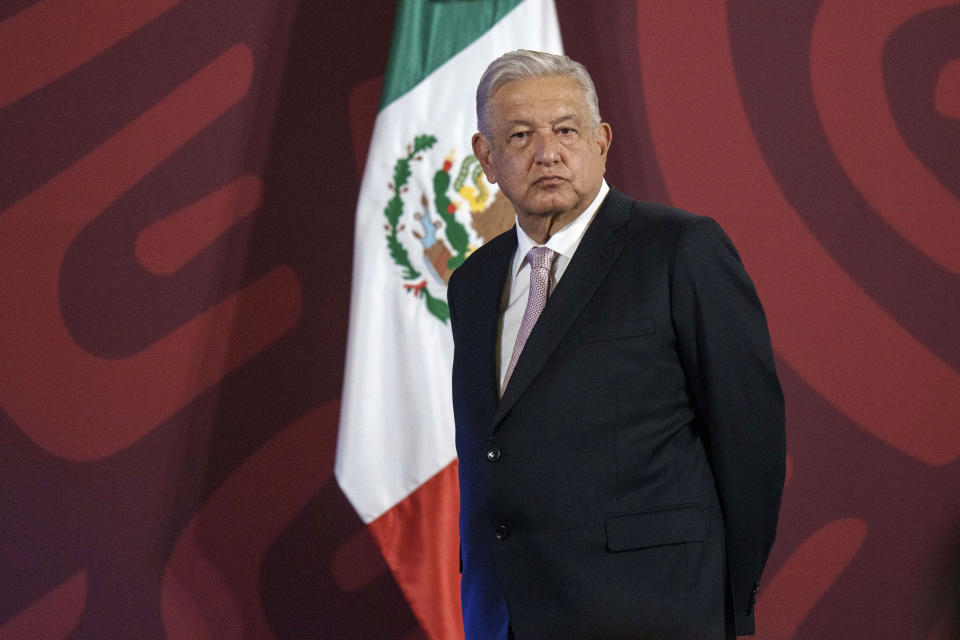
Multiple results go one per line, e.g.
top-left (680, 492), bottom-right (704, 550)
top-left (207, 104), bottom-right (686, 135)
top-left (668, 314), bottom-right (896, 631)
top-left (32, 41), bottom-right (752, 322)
top-left (383, 134), bottom-right (513, 322)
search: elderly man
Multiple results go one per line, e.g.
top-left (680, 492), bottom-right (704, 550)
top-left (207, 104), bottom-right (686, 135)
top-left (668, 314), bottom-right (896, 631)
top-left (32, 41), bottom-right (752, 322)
top-left (447, 50), bottom-right (785, 640)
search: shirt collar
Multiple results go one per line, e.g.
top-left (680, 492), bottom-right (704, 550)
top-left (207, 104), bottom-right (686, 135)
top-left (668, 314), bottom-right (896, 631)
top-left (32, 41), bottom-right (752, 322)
top-left (513, 179), bottom-right (610, 277)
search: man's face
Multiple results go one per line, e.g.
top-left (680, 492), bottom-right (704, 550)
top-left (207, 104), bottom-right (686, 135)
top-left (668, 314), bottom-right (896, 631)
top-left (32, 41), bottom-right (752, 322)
top-left (472, 75), bottom-right (612, 230)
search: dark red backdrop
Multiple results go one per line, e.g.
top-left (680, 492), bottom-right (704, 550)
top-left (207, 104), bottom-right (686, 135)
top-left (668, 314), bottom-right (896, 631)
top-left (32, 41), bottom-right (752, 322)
top-left (1, 1), bottom-right (958, 638)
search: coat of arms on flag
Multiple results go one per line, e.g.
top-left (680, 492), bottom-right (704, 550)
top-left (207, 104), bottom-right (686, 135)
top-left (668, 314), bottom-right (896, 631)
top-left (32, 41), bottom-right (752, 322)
top-left (383, 135), bottom-right (513, 322)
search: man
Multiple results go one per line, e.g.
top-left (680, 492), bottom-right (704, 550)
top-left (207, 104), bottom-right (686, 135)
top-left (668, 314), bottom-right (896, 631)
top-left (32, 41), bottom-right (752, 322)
top-left (447, 50), bottom-right (785, 640)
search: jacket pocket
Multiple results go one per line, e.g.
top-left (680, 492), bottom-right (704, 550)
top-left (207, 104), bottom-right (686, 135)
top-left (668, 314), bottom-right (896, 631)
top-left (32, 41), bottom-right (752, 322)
top-left (605, 503), bottom-right (704, 552)
top-left (580, 316), bottom-right (656, 343)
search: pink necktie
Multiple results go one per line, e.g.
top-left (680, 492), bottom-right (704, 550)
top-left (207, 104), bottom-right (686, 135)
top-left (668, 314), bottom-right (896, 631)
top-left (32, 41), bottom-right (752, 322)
top-left (502, 246), bottom-right (558, 395)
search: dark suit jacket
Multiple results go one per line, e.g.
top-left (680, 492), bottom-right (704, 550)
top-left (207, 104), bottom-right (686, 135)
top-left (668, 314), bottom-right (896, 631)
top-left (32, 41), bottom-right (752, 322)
top-left (448, 187), bottom-right (785, 640)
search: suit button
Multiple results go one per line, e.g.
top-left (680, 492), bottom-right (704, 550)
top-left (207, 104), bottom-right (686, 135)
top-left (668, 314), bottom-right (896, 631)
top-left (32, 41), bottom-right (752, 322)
top-left (486, 447), bottom-right (502, 462)
top-left (494, 524), bottom-right (509, 540)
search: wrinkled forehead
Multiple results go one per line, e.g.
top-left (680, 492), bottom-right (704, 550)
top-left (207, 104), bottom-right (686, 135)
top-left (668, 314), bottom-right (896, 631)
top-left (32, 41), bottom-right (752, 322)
top-left (488, 75), bottom-right (591, 128)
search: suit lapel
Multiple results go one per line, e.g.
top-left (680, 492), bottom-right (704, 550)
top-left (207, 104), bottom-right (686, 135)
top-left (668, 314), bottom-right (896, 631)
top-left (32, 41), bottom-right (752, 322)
top-left (464, 230), bottom-right (517, 426)
top-left (488, 189), bottom-right (632, 436)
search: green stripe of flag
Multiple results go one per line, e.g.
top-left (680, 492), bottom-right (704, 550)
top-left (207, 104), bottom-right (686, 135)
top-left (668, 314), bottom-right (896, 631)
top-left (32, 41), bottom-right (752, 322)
top-left (379, 0), bottom-right (525, 110)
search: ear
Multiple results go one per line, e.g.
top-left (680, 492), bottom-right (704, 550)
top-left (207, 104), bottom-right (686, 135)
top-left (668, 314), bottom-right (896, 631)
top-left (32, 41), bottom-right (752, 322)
top-left (472, 133), bottom-right (497, 184)
top-left (596, 122), bottom-right (612, 174)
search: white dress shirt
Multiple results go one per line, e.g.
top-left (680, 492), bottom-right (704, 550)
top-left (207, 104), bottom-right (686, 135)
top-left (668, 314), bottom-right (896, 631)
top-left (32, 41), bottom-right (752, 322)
top-left (497, 180), bottom-right (610, 389)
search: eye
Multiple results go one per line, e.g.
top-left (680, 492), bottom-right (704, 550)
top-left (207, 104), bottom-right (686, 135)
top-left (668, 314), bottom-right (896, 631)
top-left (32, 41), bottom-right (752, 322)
top-left (510, 131), bottom-right (527, 140)
top-left (557, 127), bottom-right (576, 136)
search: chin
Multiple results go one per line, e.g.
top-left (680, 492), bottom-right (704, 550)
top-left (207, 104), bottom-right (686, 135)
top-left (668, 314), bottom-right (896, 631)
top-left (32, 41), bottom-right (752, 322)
top-left (526, 195), bottom-right (577, 216)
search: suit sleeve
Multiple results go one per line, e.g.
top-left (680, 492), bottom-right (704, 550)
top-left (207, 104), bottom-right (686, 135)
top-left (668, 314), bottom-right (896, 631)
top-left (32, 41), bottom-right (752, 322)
top-left (670, 217), bottom-right (786, 636)
top-left (447, 271), bottom-right (459, 333)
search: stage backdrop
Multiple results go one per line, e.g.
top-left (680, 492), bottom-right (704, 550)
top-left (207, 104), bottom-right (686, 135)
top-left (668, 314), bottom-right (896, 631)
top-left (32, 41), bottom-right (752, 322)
top-left (1, 1), bottom-right (958, 638)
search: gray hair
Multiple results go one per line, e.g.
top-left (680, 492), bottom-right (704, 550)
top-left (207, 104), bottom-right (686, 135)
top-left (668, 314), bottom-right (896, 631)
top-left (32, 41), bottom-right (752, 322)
top-left (475, 49), bottom-right (601, 136)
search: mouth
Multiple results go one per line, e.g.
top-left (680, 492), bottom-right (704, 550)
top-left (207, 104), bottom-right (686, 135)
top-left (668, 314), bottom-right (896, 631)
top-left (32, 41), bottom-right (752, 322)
top-left (535, 175), bottom-right (567, 186)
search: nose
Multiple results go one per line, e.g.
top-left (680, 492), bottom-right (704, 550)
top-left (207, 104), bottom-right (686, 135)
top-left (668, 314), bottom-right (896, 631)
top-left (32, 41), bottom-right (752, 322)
top-left (534, 132), bottom-right (561, 165)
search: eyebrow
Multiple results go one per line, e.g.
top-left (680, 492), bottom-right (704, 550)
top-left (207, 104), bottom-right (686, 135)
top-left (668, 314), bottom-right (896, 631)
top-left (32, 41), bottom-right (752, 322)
top-left (505, 114), bottom-right (581, 128)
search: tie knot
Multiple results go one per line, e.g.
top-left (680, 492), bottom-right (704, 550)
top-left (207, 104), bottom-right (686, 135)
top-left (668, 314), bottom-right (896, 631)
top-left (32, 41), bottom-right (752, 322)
top-left (527, 246), bottom-right (557, 271)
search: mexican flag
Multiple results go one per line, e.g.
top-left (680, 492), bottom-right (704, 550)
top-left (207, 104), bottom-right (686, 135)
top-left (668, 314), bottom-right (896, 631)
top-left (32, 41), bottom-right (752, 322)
top-left (335, 1), bottom-right (562, 638)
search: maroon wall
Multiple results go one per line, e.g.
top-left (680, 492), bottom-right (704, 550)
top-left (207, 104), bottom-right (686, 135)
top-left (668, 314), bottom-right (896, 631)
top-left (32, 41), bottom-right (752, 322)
top-left (1, 1), bottom-right (957, 638)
